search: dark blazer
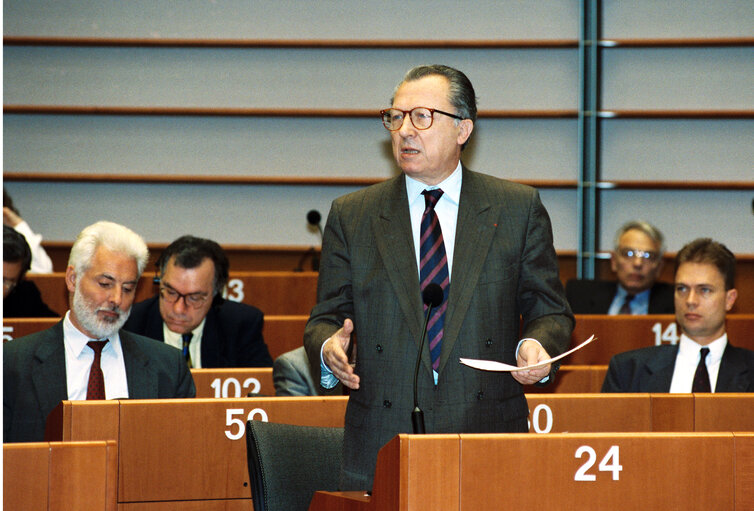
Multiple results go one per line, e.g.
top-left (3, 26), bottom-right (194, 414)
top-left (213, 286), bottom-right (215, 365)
top-left (601, 342), bottom-right (754, 393)
top-left (3, 280), bottom-right (60, 318)
top-left (565, 279), bottom-right (675, 314)
top-left (3, 320), bottom-right (196, 443)
top-left (304, 167), bottom-right (574, 489)
top-left (123, 295), bottom-right (272, 368)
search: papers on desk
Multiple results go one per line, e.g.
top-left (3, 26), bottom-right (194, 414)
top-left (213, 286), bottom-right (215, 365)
top-left (459, 335), bottom-right (596, 372)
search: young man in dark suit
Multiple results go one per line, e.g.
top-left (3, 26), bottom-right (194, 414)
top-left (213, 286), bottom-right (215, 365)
top-left (304, 65), bottom-right (573, 490)
top-left (123, 235), bottom-right (272, 368)
top-left (4, 221), bottom-right (195, 443)
top-left (566, 220), bottom-right (674, 314)
top-left (602, 238), bottom-right (754, 393)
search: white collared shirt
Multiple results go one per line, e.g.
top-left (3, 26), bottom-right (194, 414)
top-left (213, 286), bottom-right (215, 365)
top-left (405, 161), bottom-right (462, 281)
top-left (669, 333), bottom-right (727, 393)
top-left (163, 319), bottom-right (206, 368)
top-left (63, 311), bottom-right (130, 400)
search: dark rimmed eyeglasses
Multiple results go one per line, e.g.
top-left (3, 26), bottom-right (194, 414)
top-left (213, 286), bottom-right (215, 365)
top-left (380, 107), bottom-right (464, 131)
top-left (159, 285), bottom-right (210, 309)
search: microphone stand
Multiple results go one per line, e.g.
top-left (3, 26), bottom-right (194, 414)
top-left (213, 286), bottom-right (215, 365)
top-left (412, 301), bottom-right (435, 434)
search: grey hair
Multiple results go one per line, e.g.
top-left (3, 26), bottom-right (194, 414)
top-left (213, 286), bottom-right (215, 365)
top-left (68, 221), bottom-right (149, 276)
top-left (614, 220), bottom-right (666, 255)
top-left (391, 64), bottom-right (477, 149)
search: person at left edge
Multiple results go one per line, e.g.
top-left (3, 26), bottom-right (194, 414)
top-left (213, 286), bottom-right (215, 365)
top-left (124, 235), bottom-right (273, 368)
top-left (4, 221), bottom-right (196, 443)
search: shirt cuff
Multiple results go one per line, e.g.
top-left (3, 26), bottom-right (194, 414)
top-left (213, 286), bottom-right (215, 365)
top-left (319, 337), bottom-right (340, 389)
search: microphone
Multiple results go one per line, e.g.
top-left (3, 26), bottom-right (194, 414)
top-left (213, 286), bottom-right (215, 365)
top-left (306, 209), bottom-right (323, 238)
top-left (412, 283), bottom-right (443, 434)
top-left (294, 210), bottom-right (324, 272)
top-left (307, 209), bottom-right (323, 271)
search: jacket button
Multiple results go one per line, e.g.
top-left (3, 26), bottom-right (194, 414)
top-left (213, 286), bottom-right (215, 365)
top-left (485, 338), bottom-right (493, 346)
top-left (477, 391), bottom-right (484, 400)
top-left (383, 400), bottom-right (392, 408)
top-left (375, 344), bottom-right (383, 353)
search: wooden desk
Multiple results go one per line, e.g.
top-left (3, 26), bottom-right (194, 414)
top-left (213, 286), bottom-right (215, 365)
top-left (3, 441), bottom-right (118, 511)
top-left (310, 432), bottom-right (753, 510)
top-left (46, 397), bottom-right (348, 509)
top-left (525, 394), bottom-right (754, 433)
top-left (191, 368), bottom-right (274, 398)
top-left (569, 314), bottom-right (754, 364)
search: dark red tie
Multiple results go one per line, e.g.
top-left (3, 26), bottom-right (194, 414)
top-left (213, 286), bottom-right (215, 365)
top-left (420, 189), bottom-right (449, 372)
top-left (692, 347), bottom-right (711, 393)
top-left (86, 340), bottom-right (109, 400)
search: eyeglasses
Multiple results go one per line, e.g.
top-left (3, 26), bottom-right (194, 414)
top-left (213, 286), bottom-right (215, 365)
top-left (159, 286), bottom-right (210, 309)
top-left (618, 248), bottom-right (659, 263)
top-left (380, 107), bottom-right (464, 131)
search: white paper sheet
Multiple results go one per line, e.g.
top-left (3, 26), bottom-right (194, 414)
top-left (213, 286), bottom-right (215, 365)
top-left (459, 335), bottom-right (596, 372)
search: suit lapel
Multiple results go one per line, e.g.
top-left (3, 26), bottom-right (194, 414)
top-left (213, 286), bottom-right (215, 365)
top-left (372, 176), bottom-right (424, 355)
top-left (642, 346), bottom-right (678, 391)
top-left (200, 307), bottom-right (221, 367)
top-left (716, 343), bottom-right (751, 392)
top-left (31, 322), bottom-right (69, 415)
top-left (439, 168), bottom-right (496, 372)
top-left (121, 331), bottom-right (158, 398)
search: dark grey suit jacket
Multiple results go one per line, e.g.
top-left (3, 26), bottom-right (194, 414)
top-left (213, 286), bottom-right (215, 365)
top-left (3, 320), bottom-right (196, 443)
top-left (304, 168), bottom-right (573, 490)
top-left (565, 279), bottom-right (675, 314)
top-left (601, 342), bottom-right (754, 393)
top-left (273, 346), bottom-right (321, 396)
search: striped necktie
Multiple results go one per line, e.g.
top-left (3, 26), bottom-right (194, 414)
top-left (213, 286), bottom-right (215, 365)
top-left (420, 189), bottom-right (450, 373)
top-left (182, 333), bottom-right (193, 368)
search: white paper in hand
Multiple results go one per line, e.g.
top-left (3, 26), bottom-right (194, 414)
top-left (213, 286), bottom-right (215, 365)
top-left (459, 335), bottom-right (596, 372)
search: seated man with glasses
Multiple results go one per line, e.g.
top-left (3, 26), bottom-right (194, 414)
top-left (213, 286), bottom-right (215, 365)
top-left (566, 220), bottom-right (674, 314)
top-left (124, 235), bottom-right (272, 368)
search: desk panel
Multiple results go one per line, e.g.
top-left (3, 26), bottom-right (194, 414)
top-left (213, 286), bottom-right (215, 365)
top-left (191, 368), bottom-right (274, 398)
top-left (3, 441), bottom-right (117, 511)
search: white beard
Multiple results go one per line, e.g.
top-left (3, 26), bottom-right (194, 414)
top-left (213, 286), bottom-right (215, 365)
top-left (72, 282), bottom-right (131, 339)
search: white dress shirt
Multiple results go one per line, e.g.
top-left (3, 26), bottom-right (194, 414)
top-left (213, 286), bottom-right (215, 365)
top-left (63, 311), bottom-right (130, 400)
top-left (669, 333), bottom-right (727, 393)
top-left (13, 220), bottom-right (54, 273)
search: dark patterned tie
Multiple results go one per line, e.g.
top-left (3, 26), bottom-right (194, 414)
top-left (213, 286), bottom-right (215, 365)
top-left (619, 294), bottom-right (634, 315)
top-left (692, 347), bottom-right (711, 392)
top-left (86, 340), bottom-right (109, 400)
top-left (420, 189), bottom-right (450, 373)
top-left (182, 333), bottom-right (193, 368)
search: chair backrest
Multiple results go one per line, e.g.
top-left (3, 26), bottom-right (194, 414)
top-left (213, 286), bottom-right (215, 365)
top-left (245, 420), bottom-right (344, 511)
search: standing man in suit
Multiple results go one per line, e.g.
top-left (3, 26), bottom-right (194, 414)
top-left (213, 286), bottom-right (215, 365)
top-left (304, 65), bottom-right (573, 490)
top-left (602, 238), bottom-right (753, 393)
top-left (566, 220), bottom-right (674, 314)
top-left (124, 235), bottom-right (272, 368)
top-left (4, 221), bottom-right (195, 443)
